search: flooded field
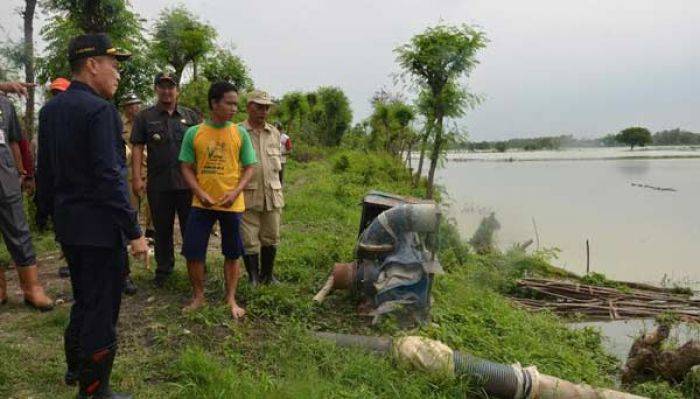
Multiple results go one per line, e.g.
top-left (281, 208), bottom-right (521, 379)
top-left (438, 147), bottom-right (700, 289)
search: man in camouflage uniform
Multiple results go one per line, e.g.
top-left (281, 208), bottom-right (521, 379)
top-left (240, 90), bottom-right (284, 285)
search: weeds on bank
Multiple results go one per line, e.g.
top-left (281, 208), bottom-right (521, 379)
top-left (0, 148), bottom-right (680, 397)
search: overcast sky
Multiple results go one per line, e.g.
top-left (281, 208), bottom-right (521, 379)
top-left (1, 0), bottom-right (699, 140)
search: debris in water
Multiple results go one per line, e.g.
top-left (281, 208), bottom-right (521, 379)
top-left (630, 182), bottom-right (677, 192)
top-left (621, 321), bottom-right (700, 387)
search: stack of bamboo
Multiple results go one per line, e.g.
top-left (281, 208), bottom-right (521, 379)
top-left (511, 278), bottom-right (700, 322)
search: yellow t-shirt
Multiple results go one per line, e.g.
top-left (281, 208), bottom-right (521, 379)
top-left (179, 121), bottom-right (257, 212)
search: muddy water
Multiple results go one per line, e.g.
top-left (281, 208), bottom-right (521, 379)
top-left (437, 149), bottom-right (700, 289)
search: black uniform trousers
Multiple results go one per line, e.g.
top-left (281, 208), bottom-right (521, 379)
top-left (63, 244), bottom-right (126, 355)
top-left (147, 188), bottom-right (192, 277)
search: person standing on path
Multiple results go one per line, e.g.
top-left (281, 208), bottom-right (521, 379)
top-left (240, 90), bottom-right (284, 286)
top-left (0, 84), bottom-right (54, 311)
top-left (179, 81), bottom-right (256, 319)
top-left (37, 78), bottom-right (71, 278)
top-left (130, 71), bottom-right (199, 287)
top-left (119, 93), bottom-right (146, 296)
top-left (36, 33), bottom-right (148, 399)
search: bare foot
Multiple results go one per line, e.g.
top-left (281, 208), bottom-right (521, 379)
top-left (228, 300), bottom-right (246, 320)
top-left (182, 296), bottom-right (206, 313)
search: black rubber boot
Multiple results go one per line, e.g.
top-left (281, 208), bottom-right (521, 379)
top-left (122, 257), bottom-right (136, 296)
top-left (77, 345), bottom-right (132, 399)
top-left (260, 246), bottom-right (278, 285)
top-left (152, 273), bottom-right (169, 288)
top-left (122, 277), bottom-right (137, 296)
top-left (59, 266), bottom-right (71, 278)
top-left (243, 254), bottom-right (260, 287)
top-left (64, 329), bottom-right (80, 386)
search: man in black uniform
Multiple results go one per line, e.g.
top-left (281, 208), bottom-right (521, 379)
top-left (130, 72), bottom-right (199, 287)
top-left (36, 33), bottom-right (148, 399)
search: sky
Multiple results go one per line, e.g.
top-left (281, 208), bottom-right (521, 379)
top-left (1, 0), bottom-right (699, 140)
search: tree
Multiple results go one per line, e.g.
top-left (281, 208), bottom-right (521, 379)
top-left (37, 0), bottom-right (156, 102)
top-left (369, 100), bottom-right (391, 150)
top-left (368, 97), bottom-right (414, 157)
top-left (151, 6), bottom-right (216, 84)
top-left (653, 128), bottom-right (700, 146)
top-left (0, 42), bottom-right (25, 81)
top-left (341, 120), bottom-right (370, 149)
top-left (45, 0), bottom-right (134, 32)
top-left (412, 81), bottom-right (478, 187)
top-left (616, 127), bottom-right (652, 150)
top-left (402, 126), bottom-right (420, 170)
top-left (272, 87), bottom-right (351, 146)
top-left (396, 23), bottom-right (486, 198)
top-left (311, 86), bottom-right (352, 146)
top-left (391, 101), bottom-right (415, 158)
top-left (201, 47), bottom-right (251, 90)
top-left (23, 0), bottom-right (37, 138)
top-left (178, 78), bottom-right (209, 118)
top-left (275, 91), bottom-right (310, 135)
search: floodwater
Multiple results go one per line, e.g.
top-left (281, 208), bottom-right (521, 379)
top-left (437, 147), bottom-right (700, 289)
top-left (571, 319), bottom-right (700, 363)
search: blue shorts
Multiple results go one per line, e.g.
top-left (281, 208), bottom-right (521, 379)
top-left (182, 207), bottom-right (245, 261)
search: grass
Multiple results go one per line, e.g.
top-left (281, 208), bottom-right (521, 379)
top-left (0, 148), bottom-right (682, 398)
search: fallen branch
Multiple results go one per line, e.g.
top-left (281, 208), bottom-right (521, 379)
top-left (511, 278), bottom-right (700, 322)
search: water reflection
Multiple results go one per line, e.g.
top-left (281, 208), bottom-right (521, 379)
top-left (613, 159), bottom-right (650, 176)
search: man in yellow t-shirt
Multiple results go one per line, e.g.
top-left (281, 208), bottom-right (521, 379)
top-left (179, 81), bottom-right (256, 319)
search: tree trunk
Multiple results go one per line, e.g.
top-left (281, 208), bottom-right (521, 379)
top-left (174, 64), bottom-right (185, 86)
top-left (413, 120), bottom-right (432, 187)
top-left (426, 114), bottom-right (444, 199)
top-left (192, 60), bottom-right (198, 81)
top-left (23, 0), bottom-right (37, 140)
top-left (396, 126), bottom-right (405, 159)
top-left (384, 121), bottom-right (392, 153)
top-left (406, 143), bottom-right (413, 169)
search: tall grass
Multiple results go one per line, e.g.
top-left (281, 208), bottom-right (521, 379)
top-left (0, 148), bottom-right (680, 398)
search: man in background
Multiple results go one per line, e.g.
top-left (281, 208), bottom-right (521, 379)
top-left (0, 82), bottom-right (54, 311)
top-left (50, 77), bottom-right (71, 96)
top-left (130, 72), bottom-right (199, 287)
top-left (120, 93), bottom-right (147, 296)
top-left (277, 122), bottom-right (292, 185)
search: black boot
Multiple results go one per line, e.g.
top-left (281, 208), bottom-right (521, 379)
top-left (77, 344), bottom-right (132, 399)
top-left (260, 246), bottom-right (278, 285)
top-left (122, 277), bottom-right (137, 296)
top-left (122, 258), bottom-right (136, 296)
top-left (64, 329), bottom-right (80, 386)
top-left (243, 254), bottom-right (260, 287)
top-left (59, 266), bottom-right (71, 278)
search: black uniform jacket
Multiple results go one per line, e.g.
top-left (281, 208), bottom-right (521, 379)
top-left (36, 80), bottom-right (140, 248)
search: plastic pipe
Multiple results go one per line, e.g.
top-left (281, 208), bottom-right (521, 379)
top-left (313, 332), bottom-right (647, 399)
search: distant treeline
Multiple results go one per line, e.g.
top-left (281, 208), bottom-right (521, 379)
top-left (456, 128), bottom-right (700, 152)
